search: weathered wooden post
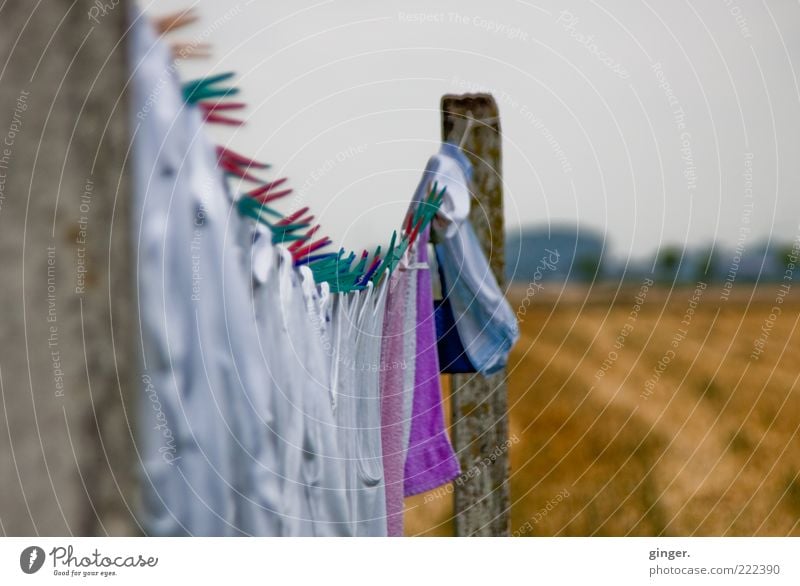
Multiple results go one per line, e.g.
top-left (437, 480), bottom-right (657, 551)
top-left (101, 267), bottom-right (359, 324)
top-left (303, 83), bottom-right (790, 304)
top-left (0, 0), bottom-right (137, 535)
top-left (442, 94), bottom-right (510, 536)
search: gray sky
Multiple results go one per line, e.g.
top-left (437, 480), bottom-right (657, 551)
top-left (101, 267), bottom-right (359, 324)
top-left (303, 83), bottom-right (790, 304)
top-left (146, 0), bottom-right (800, 259)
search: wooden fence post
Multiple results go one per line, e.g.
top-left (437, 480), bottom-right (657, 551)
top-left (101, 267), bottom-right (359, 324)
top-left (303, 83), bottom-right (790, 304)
top-left (0, 0), bottom-right (137, 535)
top-left (441, 94), bottom-right (510, 536)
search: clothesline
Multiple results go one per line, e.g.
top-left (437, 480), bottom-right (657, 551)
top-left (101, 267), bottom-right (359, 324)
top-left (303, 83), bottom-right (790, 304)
top-left (183, 67), bottom-right (450, 291)
top-left (131, 5), bottom-right (518, 537)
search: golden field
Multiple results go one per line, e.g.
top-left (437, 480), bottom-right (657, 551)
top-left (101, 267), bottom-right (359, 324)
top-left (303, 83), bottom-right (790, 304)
top-left (404, 284), bottom-right (800, 536)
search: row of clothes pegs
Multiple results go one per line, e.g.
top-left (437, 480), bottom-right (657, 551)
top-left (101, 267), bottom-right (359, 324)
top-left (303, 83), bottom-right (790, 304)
top-left (156, 7), bottom-right (450, 292)
top-left (179, 65), bottom-right (447, 292)
top-left (133, 4), bottom-right (518, 538)
top-left (153, 2), bottom-right (521, 377)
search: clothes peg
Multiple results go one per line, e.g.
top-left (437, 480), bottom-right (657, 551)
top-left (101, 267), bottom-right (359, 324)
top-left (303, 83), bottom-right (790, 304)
top-left (351, 250), bottom-right (369, 276)
top-left (272, 221), bottom-right (311, 234)
top-left (308, 249), bottom-right (346, 273)
top-left (219, 159), bottom-right (261, 182)
top-left (190, 86), bottom-right (240, 103)
top-left (171, 42), bottom-right (212, 61)
top-left (404, 206), bottom-right (415, 234)
top-left (312, 250), bottom-right (352, 281)
top-left (236, 196), bottom-right (283, 223)
top-left (256, 189), bottom-right (292, 204)
top-left (328, 250), bottom-right (369, 292)
top-left (291, 237), bottom-right (332, 262)
top-left (202, 102), bottom-right (247, 113)
top-left (331, 255), bottom-right (361, 287)
top-left (276, 207), bottom-right (310, 227)
top-left (359, 256), bottom-right (382, 285)
top-left (371, 230), bottom-right (397, 283)
top-left (406, 216), bottom-right (424, 249)
top-left (200, 103), bottom-right (246, 125)
top-left (154, 8), bottom-right (199, 35)
top-left (356, 246), bottom-right (383, 287)
top-left (183, 72), bottom-right (238, 104)
top-left (289, 225), bottom-right (320, 252)
top-left (217, 146), bottom-right (270, 169)
top-left (272, 232), bottom-right (308, 244)
top-left (247, 178), bottom-right (288, 198)
top-left (294, 252), bottom-right (338, 266)
top-left (271, 221), bottom-right (312, 245)
top-left (204, 112), bottom-right (245, 126)
top-left (184, 71), bottom-right (236, 90)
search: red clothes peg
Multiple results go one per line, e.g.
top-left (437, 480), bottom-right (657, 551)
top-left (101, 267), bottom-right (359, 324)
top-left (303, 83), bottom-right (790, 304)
top-left (359, 255), bottom-right (383, 284)
top-left (404, 208), bottom-right (415, 235)
top-left (216, 146), bottom-right (269, 169)
top-left (199, 101), bottom-right (246, 112)
top-left (218, 159), bottom-right (261, 182)
top-left (407, 217), bottom-right (423, 249)
top-left (276, 206), bottom-right (310, 227)
top-left (258, 188), bottom-right (293, 204)
top-left (292, 237), bottom-right (332, 261)
top-left (248, 177), bottom-right (289, 198)
top-left (289, 225), bottom-right (321, 252)
top-left (204, 112), bottom-right (245, 126)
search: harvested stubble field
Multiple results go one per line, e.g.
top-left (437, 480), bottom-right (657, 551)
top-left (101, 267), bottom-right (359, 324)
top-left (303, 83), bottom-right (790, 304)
top-left (405, 284), bottom-right (800, 536)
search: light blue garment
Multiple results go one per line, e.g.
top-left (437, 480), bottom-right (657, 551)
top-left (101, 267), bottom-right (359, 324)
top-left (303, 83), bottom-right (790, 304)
top-left (412, 142), bottom-right (472, 237)
top-left (329, 282), bottom-right (389, 536)
top-left (131, 8), bottom-right (232, 536)
top-left (437, 221), bottom-right (519, 375)
top-left (131, 10), bottom-right (282, 535)
top-left (419, 143), bottom-right (519, 375)
top-left (132, 14), bottom-right (354, 535)
top-left (297, 267), bottom-right (352, 536)
top-left (248, 246), bottom-right (352, 536)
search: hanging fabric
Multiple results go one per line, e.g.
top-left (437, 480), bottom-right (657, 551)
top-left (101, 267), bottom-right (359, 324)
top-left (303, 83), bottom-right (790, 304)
top-left (131, 7), bottom-right (281, 535)
top-left (426, 142), bottom-right (520, 376)
top-left (132, 4), bottom-right (518, 538)
top-left (433, 248), bottom-right (478, 373)
top-left (378, 262), bottom-right (413, 536)
top-left (329, 280), bottom-right (390, 536)
top-left (404, 226), bottom-right (462, 496)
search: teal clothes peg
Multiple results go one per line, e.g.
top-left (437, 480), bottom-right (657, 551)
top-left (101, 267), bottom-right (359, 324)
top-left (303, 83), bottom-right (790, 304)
top-left (237, 196), bottom-right (282, 221)
top-left (299, 178), bottom-right (447, 288)
top-left (271, 225), bottom-right (312, 245)
top-left (182, 72), bottom-right (236, 95)
top-left (354, 250), bottom-right (369, 274)
top-left (185, 86), bottom-right (240, 105)
top-left (311, 250), bottom-right (352, 282)
top-left (183, 72), bottom-right (239, 104)
top-left (309, 248), bottom-right (345, 272)
top-left (190, 71), bottom-right (236, 88)
top-left (371, 231), bottom-right (397, 283)
top-left (322, 255), bottom-right (365, 292)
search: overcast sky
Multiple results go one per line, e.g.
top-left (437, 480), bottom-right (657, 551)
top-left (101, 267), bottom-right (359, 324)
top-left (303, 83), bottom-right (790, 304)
top-left (144, 0), bottom-right (800, 259)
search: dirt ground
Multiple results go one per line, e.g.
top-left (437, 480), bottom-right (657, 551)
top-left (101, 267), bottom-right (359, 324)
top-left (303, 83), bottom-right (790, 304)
top-left (404, 283), bottom-right (800, 536)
